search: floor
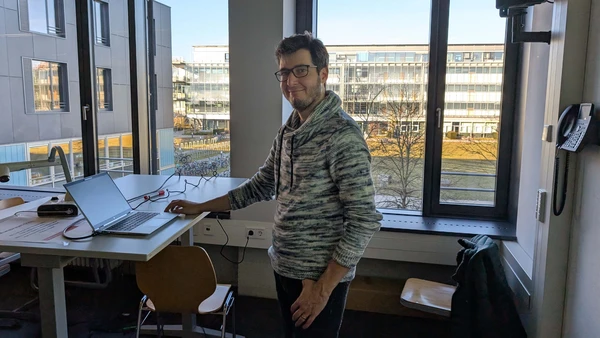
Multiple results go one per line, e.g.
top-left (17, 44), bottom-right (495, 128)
top-left (0, 264), bottom-right (452, 338)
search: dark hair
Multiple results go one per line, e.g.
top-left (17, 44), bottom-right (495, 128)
top-left (275, 31), bottom-right (329, 71)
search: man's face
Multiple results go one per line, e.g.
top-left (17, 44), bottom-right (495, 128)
top-left (278, 49), bottom-right (328, 112)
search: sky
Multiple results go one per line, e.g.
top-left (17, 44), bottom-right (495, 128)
top-left (159, 0), bottom-right (506, 62)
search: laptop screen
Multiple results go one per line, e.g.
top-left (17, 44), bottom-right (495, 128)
top-left (65, 173), bottom-right (132, 229)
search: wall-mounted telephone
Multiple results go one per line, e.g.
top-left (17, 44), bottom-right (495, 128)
top-left (552, 103), bottom-right (598, 216)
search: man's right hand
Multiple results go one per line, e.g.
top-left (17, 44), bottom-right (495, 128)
top-left (164, 199), bottom-right (202, 214)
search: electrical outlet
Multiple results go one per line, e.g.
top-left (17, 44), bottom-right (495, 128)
top-left (246, 226), bottom-right (266, 239)
top-left (202, 224), bottom-right (214, 236)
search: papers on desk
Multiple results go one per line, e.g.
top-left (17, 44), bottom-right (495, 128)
top-left (0, 213), bottom-right (92, 243)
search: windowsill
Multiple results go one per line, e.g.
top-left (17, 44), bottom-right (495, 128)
top-left (23, 30), bottom-right (67, 40)
top-left (380, 212), bottom-right (516, 240)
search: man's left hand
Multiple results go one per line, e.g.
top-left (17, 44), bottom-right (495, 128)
top-left (290, 279), bottom-right (330, 329)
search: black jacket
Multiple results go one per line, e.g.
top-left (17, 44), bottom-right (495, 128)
top-left (451, 235), bottom-right (527, 338)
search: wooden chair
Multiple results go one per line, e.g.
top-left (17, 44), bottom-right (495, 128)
top-left (0, 197), bottom-right (24, 277)
top-left (400, 278), bottom-right (456, 317)
top-left (135, 245), bottom-right (236, 338)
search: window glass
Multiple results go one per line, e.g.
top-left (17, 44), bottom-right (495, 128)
top-left (97, 68), bottom-right (112, 110)
top-left (319, 0), bottom-right (431, 211)
top-left (441, 0), bottom-right (505, 206)
top-left (94, 1), bottom-right (110, 46)
top-left (32, 60), bottom-right (67, 112)
top-left (25, 0), bottom-right (65, 36)
top-left (162, 0), bottom-right (230, 177)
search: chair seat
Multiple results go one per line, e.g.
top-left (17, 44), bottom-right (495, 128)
top-left (146, 284), bottom-right (232, 314)
top-left (400, 278), bottom-right (456, 317)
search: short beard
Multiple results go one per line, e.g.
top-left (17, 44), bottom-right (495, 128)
top-left (290, 78), bottom-right (323, 112)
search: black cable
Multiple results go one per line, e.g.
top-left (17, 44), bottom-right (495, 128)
top-left (216, 217), bottom-right (249, 264)
top-left (167, 182), bottom-right (187, 195)
top-left (14, 211), bottom-right (38, 216)
top-left (185, 171), bottom-right (218, 188)
top-left (132, 198), bottom-right (151, 210)
top-left (127, 172), bottom-right (180, 203)
top-left (552, 152), bottom-right (569, 216)
top-left (62, 217), bottom-right (99, 240)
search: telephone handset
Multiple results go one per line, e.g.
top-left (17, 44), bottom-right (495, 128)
top-left (556, 103), bottom-right (596, 152)
top-left (552, 103), bottom-right (597, 216)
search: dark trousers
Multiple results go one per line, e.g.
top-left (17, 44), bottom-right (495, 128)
top-left (274, 271), bottom-right (350, 338)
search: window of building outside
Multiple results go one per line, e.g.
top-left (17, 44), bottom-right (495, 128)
top-left (0, 0), bottom-right (134, 188)
top-left (20, 0), bottom-right (65, 37)
top-left (97, 68), bottom-right (112, 110)
top-left (31, 60), bottom-right (68, 112)
top-left (318, 0), bottom-right (512, 219)
top-left (162, 0), bottom-right (230, 177)
top-left (94, 0), bottom-right (110, 46)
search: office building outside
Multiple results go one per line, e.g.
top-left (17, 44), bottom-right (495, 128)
top-left (174, 44), bottom-right (503, 139)
top-left (0, 0), bottom-right (174, 187)
top-left (173, 44), bottom-right (504, 207)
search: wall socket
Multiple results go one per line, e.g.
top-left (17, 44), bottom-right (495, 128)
top-left (246, 226), bottom-right (266, 239)
top-left (202, 224), bottom-right (214, 236)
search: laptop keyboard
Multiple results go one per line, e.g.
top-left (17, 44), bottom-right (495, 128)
top-left (106, 212), bottom-right (159, 232)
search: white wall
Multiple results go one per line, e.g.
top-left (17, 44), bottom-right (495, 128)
top-left (228, 0), bottom-right (288, 223)
top-left (506, 3), bottom-right (554, 281)
top-left (562, 0), bottom-right (600, 336)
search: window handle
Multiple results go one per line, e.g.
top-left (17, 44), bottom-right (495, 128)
top-left (436, 108), bottom-right (442, 128)
top-left (82, 104), bottom-right (90, 121)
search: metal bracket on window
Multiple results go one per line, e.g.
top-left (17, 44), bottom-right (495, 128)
top-left (82, 104), bottom-right (90, 121)
top-left (436, 108), bottom-right (442, 128)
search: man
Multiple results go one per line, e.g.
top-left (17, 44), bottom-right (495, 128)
top-left (165, 32), bottom-right (382, 337)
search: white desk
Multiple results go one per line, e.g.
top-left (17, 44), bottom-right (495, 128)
top-left (0, 174), bottom-right (246, 338)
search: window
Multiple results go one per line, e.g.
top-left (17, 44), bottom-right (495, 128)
top-left (19, 0), bottom-right (65, 37)
top-left (97, 68), bottom-right (112, 110)
top-left (319, 0), bottom-right (431, 212)
top-left (94, 0), bottom-right (110, 46)
top-left (164, 0), bottom-right (230, 177)
top-left (28, 59), bottom-right (69, 112)
top-left (436, 0), bottom-right (514, 219)
top-left (319, 0), bottom-right (516, 220)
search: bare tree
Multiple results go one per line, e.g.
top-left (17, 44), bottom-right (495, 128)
top-left (364, 84), bottom-right (426, 210)
top-left (346, 83), bottom-right (386, 139)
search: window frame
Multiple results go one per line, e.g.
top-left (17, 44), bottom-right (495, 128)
top-left (93, 0), bottom-right (111, 46)
top-left (96, 67), bottom-right (113, 111)
top-left (422, 0), bottom-right (519, 221)
top-left (23, 58), bottom-right (70, 114)
top-left (18, 0), bottom-right (66, 38)
top-left (312, 0), bottom-right (519, 222)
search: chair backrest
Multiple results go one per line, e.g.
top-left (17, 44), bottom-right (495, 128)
top-left (0, 197), bottom-right (25, 210)
top-left (135, 245), bottom-right (217, 313)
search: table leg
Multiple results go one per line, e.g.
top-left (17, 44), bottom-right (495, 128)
top-left (37, 267), bottom-right (68, 338)
top-left (181, 227), bottom-right (196, 338)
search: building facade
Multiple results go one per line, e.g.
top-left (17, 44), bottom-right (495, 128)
top-left (0, 0), bottom-right (174, 187)
top-left (174, 44), bottom-right (504, 140)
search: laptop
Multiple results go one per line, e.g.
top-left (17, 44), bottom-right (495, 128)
top-left (64, 173), bottom-right (178, 235)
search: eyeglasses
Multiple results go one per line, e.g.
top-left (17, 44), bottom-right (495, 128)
top-left (274, 65), bottom-right (317, 82)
